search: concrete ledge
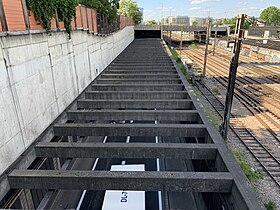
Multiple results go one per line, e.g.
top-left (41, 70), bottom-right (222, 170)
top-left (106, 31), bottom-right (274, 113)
top-left (53, 123), bottom-right (207, 137)
top-left (35, 143), bottom-right (217, 159)
top-left (8, 170), bottom-right (233, 192)
top-left (77, 99), bottom-right (194, 110)
top-left (84, 91), bottom-right (189, 99)
top-left (66, 110), bottom-right (200, 122)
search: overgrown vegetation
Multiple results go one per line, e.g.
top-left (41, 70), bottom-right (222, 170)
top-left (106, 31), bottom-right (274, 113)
top-left (80, 0), bottom-right (119, 23)
top-left (27, 0), bottom-right (78, 36)
top-left (170, 48), bottom-right (191, 81)
top-left (233, 150), bottom-right (263, 183)
top-left (265, 201), bottom-right (277, 210)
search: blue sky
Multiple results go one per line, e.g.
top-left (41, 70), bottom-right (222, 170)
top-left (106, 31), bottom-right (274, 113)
top-left (136, 0), bottom-right (280, 21)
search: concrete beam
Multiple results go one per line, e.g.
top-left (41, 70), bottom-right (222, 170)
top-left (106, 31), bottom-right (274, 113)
top-left (84, 91), bottom-right (189, 100)
top-left (108, 66), bottom-right (175, 70)
top-left (8, 170), bottom-right (233, 192)
top-left (77, 99), bottom-right (194, 110)
top-left (104, 70), bottom-right (177, 74)
top-left (66, 110), bottom-right (200, 122)
top-left (53, 123), bottom-right (207, 137)
top-left (91, 84), bottom-right (185, 91)
top-left (96, 79), bottom-right (182, 84)
top-left (35, 143), bottom-right (217, 159)
top-left (101, 74), bottom-right (179, 79)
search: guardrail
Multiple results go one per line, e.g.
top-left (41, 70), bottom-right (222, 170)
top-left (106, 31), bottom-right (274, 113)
top-left (0, 1), bottom-right (134, 35)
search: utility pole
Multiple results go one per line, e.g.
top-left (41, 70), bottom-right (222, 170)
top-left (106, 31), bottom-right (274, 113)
top-left (202, 17), bottom-right (211, 79)
top-left (212, 30), bottom-right (217, 56)
top-left (180, 26), bottom-right (183, 58)
top-left (220, 14), bottom-right (246, 140)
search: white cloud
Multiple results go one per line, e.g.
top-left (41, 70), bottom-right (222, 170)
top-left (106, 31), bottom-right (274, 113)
top-left (190, 7), bottom-right (202, 10)
top-left (238, 6), bottom-right (259, 12)
top-left (191, 0), bottom-right (221, 4)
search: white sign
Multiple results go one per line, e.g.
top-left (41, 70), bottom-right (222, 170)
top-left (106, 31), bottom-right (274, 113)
top-left (102, 165), bottom-right (145, 210)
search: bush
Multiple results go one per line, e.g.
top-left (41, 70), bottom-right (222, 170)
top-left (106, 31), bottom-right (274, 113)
top-left (189, 43), bottom-right (198, 49)
top-left (265, 201), bottom-right (277, 210)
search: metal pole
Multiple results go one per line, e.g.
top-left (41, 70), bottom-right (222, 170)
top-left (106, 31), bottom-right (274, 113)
top-left (213, 30), bottom-right (217, 56)
top-left (202, 17), bottom-right (211, 79)
top-left (21, 0), bottom-right (30, 31)
top-left (180, 26), bottom-right (183, 58)
top-left (220, 14), bottom-right (246, 140)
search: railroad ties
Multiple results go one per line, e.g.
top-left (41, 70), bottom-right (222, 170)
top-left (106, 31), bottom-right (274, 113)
top-left (7, 39), bottom-right (263, 209)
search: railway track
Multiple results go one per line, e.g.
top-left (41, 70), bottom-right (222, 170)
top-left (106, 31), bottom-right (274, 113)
top-left (181, 44), bottom-right (280, 187)
top-left (184, 49), bottom-right (280, 144)
top-left (196, 81), bottom-right (280, 187)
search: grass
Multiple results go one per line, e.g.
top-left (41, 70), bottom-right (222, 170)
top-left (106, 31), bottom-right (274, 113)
top-left (265, 201), bottom-right (277, 210)
top-left (233, 150), bottom-right (263, 183)
top-left (205, 106), bottom-right (220, 129)
top-left (189, 43), bottom-right (198, 49)
top-left (212, 87), bottom-right (220, 95)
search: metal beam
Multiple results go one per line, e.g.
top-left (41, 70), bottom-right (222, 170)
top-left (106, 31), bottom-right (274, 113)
top-left (8, 170), bottom-right (233, 192)
top-left (84, 91), bottom-right (189, 100)
top-left (53, 123), bottom-right (207, 137)
top-left (77, 99), bottom-right (194, 110)
top-left (35, 143), bottom-right (217, 159)
top-left (66, 110), bottom-right (200, 122)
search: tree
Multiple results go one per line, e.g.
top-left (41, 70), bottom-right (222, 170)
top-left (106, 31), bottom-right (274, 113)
top-left (80, 0), bottom-right (119, 23)
top-left (192, 21), bottom-right (198, 26)
top-left (118, 0), bottom-right (142, 24)
top-left (145, 20), bottom-right (157, 25)
top-left (260, 6), bottom-right (280, 25)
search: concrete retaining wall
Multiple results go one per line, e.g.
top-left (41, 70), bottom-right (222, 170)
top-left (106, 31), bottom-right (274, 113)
top-left (216, 39), bottom-right (280, 62)
top-left (0, 26), bottom-right (134, 175)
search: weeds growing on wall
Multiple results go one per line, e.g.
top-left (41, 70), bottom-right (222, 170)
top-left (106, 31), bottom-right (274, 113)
top-left (27, 0), bottom-right (78, 37)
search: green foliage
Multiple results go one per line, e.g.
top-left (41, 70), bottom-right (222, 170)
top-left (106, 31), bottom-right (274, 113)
top-left (260, 6), bottom-right (280, 25)
top-left (145, 20), bottom-right (158, 25)
top-left (189, 43), bottom-right (198, 49)
top-left (118, 0), bottom-right (142, 24)
top-left (80, 0), bottom-right (119, 23)
top-left (57, 0), bottom-right (79, 36)
top-left (192, 21), bottom-right (198, 26)
top-left (265, 201), bottom-right (277, 210)
top-left (233, 150), bottom-right (263, 183)
top-left (27, 0), bottom-right (78, 37)
top-left (212, 87), bottom-right (220, 95)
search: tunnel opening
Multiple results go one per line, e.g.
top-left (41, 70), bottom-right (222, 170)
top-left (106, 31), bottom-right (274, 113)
top-left (135, 30), bottom-right (161, 39)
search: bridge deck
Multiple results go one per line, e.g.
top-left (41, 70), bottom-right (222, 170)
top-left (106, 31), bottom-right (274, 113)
top-left (1, 39), bottom-right (263, 210)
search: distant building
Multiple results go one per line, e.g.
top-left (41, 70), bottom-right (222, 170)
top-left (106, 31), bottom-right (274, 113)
top-left (189, 17), bottom-right (210, 27)
top-left (161, 16), bottom-right (190, 26)
top-left (139, 8), bottom-right (144, 24)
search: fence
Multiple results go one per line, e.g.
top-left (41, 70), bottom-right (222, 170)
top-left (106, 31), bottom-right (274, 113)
top-left (0, 1), bottom-right (134, 34)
